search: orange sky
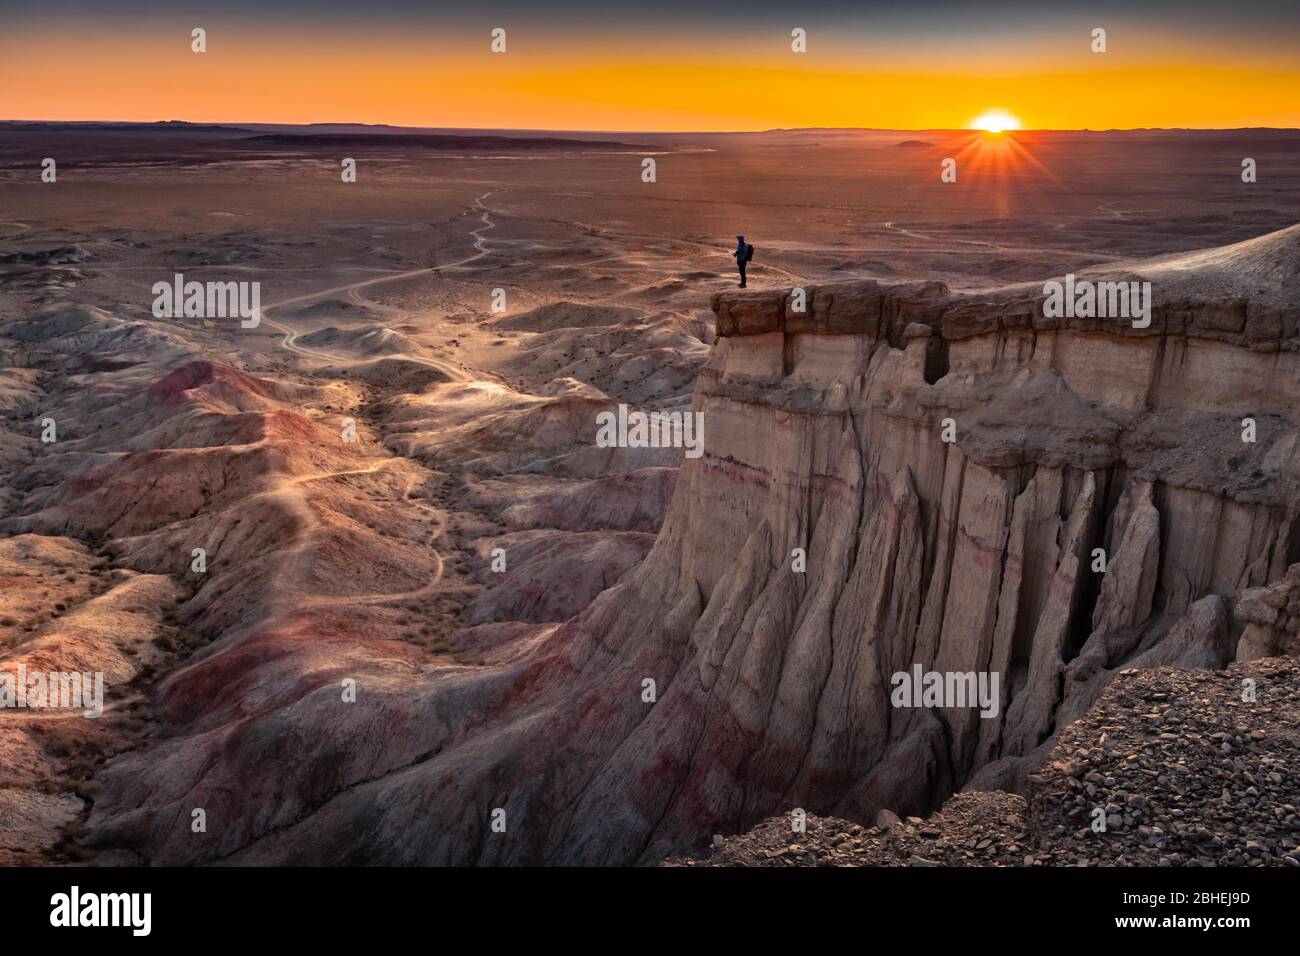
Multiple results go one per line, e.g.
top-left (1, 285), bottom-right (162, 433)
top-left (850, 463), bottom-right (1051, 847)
top-left (4, 22), bottom-right (1299, 130)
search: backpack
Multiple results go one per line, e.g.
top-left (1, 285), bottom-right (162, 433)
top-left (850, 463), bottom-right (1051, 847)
top-left (745, 243), bottom-right (755, 262)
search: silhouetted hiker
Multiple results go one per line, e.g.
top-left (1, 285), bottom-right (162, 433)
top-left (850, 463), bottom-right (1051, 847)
top-left (735, 234), bottom-right (753, 287)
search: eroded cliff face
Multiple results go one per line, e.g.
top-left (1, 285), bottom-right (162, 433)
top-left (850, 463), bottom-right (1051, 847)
top-left (83, 228), bottom-right (1300, 865)
top-left (681, 264), bottom-right (1300, 808)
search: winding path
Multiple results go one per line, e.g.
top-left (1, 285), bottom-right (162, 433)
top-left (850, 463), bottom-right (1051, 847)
top-left (255, 192), bottom-right (498, 383)
top-left (248, 193), bottom-right (503, 609)
top-left (882, 218), bottom-right (1129, 262)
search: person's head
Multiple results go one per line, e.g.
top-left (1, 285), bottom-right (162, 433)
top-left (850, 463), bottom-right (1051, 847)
top-left (737, 234), bottom-right (744, 242)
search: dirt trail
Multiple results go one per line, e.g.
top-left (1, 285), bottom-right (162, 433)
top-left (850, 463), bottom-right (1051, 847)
top-left (257, 192), bottom-right (499, 382)
top-left (247, 196), bottom-right (508, 610)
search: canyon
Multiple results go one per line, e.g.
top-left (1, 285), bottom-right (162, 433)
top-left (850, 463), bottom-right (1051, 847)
top-left (2, 127), bottom-right (1297, 866)
top-left (11, 230), bottom-right (1297, 864)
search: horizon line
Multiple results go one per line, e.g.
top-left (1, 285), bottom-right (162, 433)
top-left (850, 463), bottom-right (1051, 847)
top-left (5, 118), bottom-right (1300, 135)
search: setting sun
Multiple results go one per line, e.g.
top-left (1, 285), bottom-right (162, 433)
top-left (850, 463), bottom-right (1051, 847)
top-left (970, 109), bottom-right (1021, 133)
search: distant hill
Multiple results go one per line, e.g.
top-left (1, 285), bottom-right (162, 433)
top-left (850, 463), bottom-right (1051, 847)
top-left (242, 132), bottom-right (655, 151)
top-left (0, 121), bottom-right (656, 151)
top-left (0, 120), bottom-right (256, 132)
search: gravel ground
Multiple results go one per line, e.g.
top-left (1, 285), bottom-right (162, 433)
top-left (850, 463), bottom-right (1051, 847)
top-left (667, 658), bottom-right (1300, 867)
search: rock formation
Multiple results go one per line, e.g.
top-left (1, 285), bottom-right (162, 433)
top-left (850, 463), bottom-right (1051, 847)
top-left (11, 226), bottom-right (1300, 865)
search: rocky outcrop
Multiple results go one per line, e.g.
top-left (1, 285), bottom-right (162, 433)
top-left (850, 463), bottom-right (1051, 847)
top-left (1235, 564), bottom-right (1300, 660)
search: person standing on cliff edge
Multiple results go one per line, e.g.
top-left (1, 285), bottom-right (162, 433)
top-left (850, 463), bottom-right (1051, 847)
top-left (734, 234), bottom-right (752, 288)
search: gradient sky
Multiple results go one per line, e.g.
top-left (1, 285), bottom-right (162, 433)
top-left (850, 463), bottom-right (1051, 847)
top-left (3, 0), bottom-right (1299, 130)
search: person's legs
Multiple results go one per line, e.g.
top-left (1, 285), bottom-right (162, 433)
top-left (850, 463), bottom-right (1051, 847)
top-left (738, 259), bottom-right (747, 287)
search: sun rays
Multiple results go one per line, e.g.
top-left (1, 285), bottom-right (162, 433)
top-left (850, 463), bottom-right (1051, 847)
top-left (945, 127), bottom-right (1061, 217)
